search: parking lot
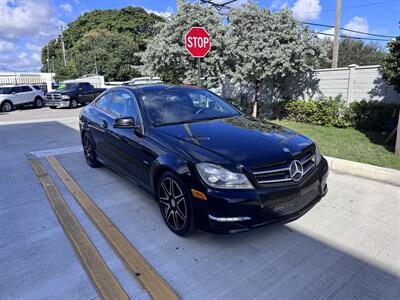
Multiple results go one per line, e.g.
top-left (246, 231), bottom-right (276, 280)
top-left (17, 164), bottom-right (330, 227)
top-left (1, 107), bottom-right (399, 300)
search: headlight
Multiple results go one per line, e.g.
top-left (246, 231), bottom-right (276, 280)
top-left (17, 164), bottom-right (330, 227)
top-left (315, 144), bottom-right (322, 165)
top-left (196, 163), bottom-right (253, 189)
top-left (61, 95), bottom-right (70, 100)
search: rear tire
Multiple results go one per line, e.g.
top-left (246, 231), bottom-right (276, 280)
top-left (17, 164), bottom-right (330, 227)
top-left (82, 131), bottom-right (101, 168)
top-left (1, 101), bottom-right (12, 112)
top-left (157, 172), bottom-right (194, 236)
top-left (34, 97), bottom-right (43, 108)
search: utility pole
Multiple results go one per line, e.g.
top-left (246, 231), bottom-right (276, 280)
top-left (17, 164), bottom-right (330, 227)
top-left (46, 46), bottom-right (50, 73)
top-left (59, 25), bottom-right (67, 67)
top-left (177, 0), bottom-right (184, 13)
top-left (332, 0), bottom-right (342, 68)
top-left (94, 52), bottom-right (98, 75)
top-left (51, 56), bottom-right (55, 83)
top-left (395, 111), bottom-right (400, 156)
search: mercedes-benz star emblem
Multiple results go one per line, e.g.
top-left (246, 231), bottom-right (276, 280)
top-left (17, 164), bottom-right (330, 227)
top-left (289, 160), bottom-right (303, 182)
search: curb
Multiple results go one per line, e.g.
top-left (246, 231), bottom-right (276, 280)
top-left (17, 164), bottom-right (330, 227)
top-left (325, 156), bottom-right (400, 186)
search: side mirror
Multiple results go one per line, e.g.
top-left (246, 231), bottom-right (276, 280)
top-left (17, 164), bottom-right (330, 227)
top-left (78, 87), bottom-right (83, 92)
top-left (113, 117), bottom-right (138, 129)
top-left (12, 92), bottom-right (16, 95)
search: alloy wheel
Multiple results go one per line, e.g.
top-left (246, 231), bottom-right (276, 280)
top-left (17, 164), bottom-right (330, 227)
top-left (83, 133), bottom-right (95, 166)
top-left (35, 98), bottom-right (42, 108)
top-left (70, 99), bottom-right (78, 108)
top-left (159, 177), bottom-right (188, 231)
top-left (2, 102), bottom-right (12, 112)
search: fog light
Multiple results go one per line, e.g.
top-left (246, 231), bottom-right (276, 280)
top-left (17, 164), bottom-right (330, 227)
top-left (208, 215), bottom-right (251, 222)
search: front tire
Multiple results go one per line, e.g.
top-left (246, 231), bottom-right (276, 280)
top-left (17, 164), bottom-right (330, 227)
top-left (157, 172), bottom-right (194, 236)
top-left (1, 101), bottom-right (12, 112)
top-left (69, 99), bottom-right (78, 108)
top-left (34, 97), bottom-right (43, 108)
top-left (82, 132), bottom-right (101, 168)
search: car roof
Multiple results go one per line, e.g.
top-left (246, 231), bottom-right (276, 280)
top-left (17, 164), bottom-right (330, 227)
top-left (124, 84), bottom-right (203, 95)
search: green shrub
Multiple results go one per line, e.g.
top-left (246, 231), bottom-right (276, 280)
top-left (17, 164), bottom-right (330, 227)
top-left (283, 97), bottom-right (353, 128)
top-left (228, 96), bottom-right (399, 132)
top-left (350, 100), bottom-right (400, 131)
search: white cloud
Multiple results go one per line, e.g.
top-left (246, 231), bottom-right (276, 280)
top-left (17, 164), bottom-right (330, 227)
top-left (0, 0), bottom-right (64, 71)
top-left (26, 43), bottom-right (42, 52)
top-left (344, 16), bottom-right (368, 37)
top-left (0, 40), bottom-right (16, 52)
top-left (73, 0), bottom-right (79, 4)
top-left (0, 51), bottom-right (41, 71)
top-left (318, 28), bottom-right (334, 40)
top-left (316, 16), bottom-right (369, 41)
top-left (271, 0), bottom-right (288, 11)
top-left (292, 0), bottom-right (321, 21)
top-left (60, 3), bottom-right (73, 13)
top-left (0, 0), bottom-right (62, 41)
top-left (212, 0), bottom-right (249, 8)
top-left (145, 7), bottom-right (173, 18)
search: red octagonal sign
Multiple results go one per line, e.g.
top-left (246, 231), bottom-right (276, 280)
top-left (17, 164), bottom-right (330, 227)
top-left (185, 27), bottom-right (211, 58)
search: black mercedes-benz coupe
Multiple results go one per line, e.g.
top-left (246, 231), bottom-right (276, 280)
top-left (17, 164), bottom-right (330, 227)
top-left (79, 84), bottom-right (328, 235)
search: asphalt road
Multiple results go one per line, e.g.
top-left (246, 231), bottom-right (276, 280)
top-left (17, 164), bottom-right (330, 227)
top-left (1, 107), bottom-right (399, 299)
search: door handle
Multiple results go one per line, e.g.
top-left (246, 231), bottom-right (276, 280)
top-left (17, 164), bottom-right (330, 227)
top-left (100, 120), bottom-right (108, 129)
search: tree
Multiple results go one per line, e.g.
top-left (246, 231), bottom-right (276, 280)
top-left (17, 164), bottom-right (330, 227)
top-left (141, 3), bottom-right (226, 87)
top-left (225, 4), bottom-right (325, 117)
top-left (41, 7), bottom-right (163, 81)
top-left (318, 37), bottom-right (387, 68)
top-left (383, 36), bottom-right (400, 93)
top-left (71, 30), bottom-right (141, 81)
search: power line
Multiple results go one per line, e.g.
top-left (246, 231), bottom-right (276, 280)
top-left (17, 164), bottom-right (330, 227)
top-left (297, 0), bottom-right (400, 15)
top-left (303, 22), bottom-right (397, 38)
top-left (317, 32), bottom-right (390, 41)
top-left (361, 0), bottom-right (400, 14)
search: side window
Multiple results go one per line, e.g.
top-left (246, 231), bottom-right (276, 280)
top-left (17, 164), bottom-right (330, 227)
top-left (11, 87), bottom-right (22, 93)
top-left (83, 83), bottom-right (92, 92)
top-left (95, 92), bottom-right (113, 112)
top-left (21, 86), bottom-right (32, 92)
top-left (109, 91), bottom-right (138, 118)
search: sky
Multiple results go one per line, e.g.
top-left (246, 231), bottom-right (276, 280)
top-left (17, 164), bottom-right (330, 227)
top-left (0, 0), bottom-right (399, 72)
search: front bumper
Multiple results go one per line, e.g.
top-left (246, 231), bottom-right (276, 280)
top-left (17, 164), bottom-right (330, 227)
top-left (193, 157), bottom-right (329, 233)
top-left (45, 99), bottom-right (70, 108)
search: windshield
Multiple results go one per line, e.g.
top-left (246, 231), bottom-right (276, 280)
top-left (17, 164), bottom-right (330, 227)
top-left (141, 89), bottom-right (240, 126)
top-left (0, 87), bottom-right (12, 94)
top-left (56, 83), bottom-right (78, 91)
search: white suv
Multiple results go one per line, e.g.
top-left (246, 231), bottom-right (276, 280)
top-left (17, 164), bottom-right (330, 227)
top-left (0, 85), bottom-right (45, 112)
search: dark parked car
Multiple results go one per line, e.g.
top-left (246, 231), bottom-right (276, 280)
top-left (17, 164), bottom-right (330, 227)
top-left (46, 82), bottom-right (106, 109)
top-left (79, 85), bottom-right (328, 235)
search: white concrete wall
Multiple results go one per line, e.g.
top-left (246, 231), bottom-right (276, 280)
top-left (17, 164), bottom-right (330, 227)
top-left (0, 72), bottom-right (54, 92)
top-left (313, 65), bottom-right (399, 103)
top-left (63, 75), bottom-right (105, 88)
top-left (222, 65), bottom-right (400, 104)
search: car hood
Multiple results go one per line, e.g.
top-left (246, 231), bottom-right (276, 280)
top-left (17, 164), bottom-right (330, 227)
top-left (153, 116), bottom-right (314, 169)
top-left (47, 89), bottom-right (74, 94)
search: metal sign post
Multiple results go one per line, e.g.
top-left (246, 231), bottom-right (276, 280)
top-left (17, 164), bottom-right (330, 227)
top-left (396, 110), bottom-right (400, 156)
top-left (197, 57), bottom-right (201, 86)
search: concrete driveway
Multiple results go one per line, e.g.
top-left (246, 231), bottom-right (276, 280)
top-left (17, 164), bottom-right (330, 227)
top-left (1, 108), bottom-right (399, 299)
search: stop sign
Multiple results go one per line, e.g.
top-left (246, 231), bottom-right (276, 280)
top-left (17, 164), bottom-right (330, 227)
top-left (185, 27), bottom-right (211, 58)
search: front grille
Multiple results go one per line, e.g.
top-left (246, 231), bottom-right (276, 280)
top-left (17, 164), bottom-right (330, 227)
top-left (265, 189), bottom-right (319, 216)
top-left (45, 94), bottom-right (62, 100)
top-left (252, 150), bottom-right (315, 185)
